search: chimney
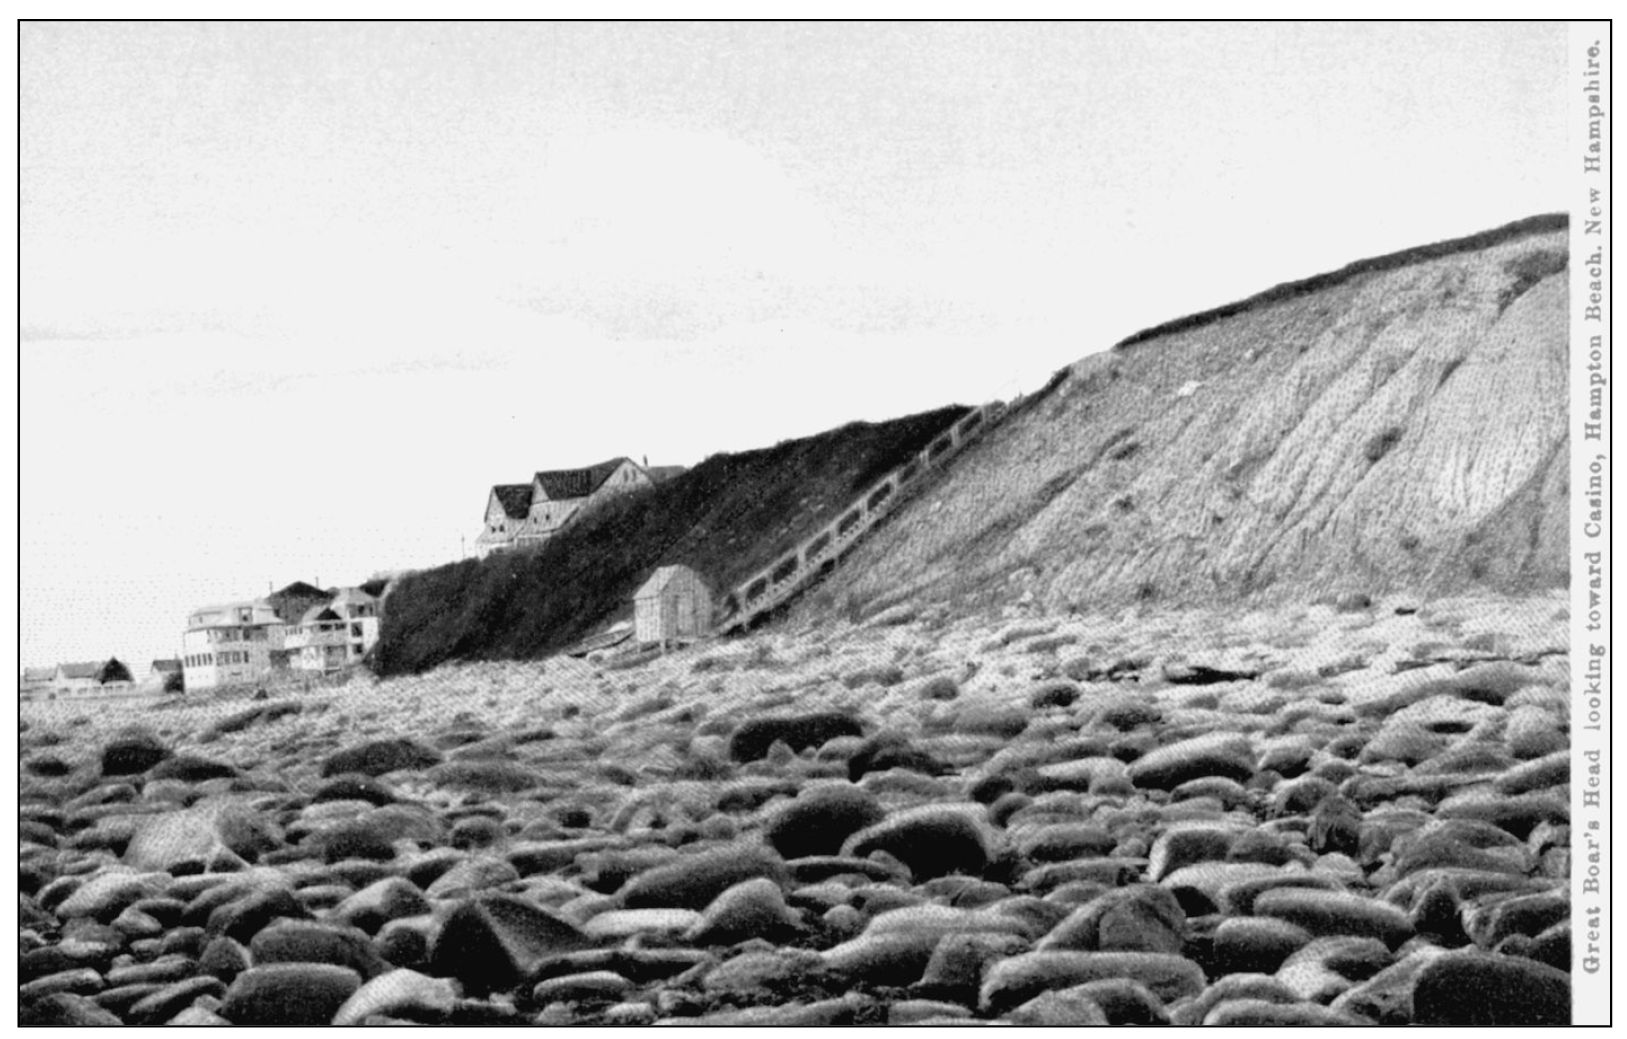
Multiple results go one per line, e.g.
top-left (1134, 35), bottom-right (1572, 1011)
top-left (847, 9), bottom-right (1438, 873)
top-left (643, 455), bottom-right (648, 468)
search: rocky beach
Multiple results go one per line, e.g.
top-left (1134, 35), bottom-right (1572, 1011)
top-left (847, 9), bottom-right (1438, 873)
top-left (19, 590), bottom-right (1574, 1026)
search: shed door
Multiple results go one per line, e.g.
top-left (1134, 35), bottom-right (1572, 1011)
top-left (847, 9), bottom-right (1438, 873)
top-left (676, 589), bottom-right (693, 634)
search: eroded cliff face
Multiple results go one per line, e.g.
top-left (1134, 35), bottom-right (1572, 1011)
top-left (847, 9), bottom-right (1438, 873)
top-left (818, 219), bottom-right (1569, 618)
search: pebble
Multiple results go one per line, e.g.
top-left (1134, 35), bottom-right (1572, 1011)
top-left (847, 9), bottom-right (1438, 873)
top-left (841, 805), bottom-right (992, 880)
top-left (980, 951), bottom-right (1207, 1013)
top-left (426, 894), bottom-right (591, 995)
top-left (618, 841), bottom-right (789, 909)
top-left (220, 963), bottom-right (363, 1026)
top-left (765, 783), bottom-right (886, 858)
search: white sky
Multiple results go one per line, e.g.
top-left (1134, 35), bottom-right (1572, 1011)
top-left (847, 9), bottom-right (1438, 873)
top-left (20, 21), bottom-right (1569, 671)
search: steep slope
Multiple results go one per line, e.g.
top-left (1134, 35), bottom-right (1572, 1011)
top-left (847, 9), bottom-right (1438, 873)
top-left (374, 405), bottom-right (968, 675)
top-left (809, 214), bottom-right (1569, 621)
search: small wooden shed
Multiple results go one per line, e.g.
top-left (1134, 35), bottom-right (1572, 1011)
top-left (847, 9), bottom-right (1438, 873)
top-left (634, 565), bottom-right (714, 646)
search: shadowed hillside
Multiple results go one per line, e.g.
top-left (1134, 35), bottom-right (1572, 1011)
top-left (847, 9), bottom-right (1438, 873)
top-left (805, 214), bottom-right (1570, 622)
top-left (375, 406), bottom-right (969, 675)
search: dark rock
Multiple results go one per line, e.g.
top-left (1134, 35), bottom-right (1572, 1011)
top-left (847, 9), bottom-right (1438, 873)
top-left (19, 993), bottom-right (125, 1027)
top-left (150, 754), bottom-right (240, 782)
top-left (1147, 824), bottom-right (1237, 880)
top-left (765, 784), bottom-right (885, 859)
top-left (1007, 985), bottom-right (1110, 1025)
top-left (1126, 733), bottom-right (1255, 790)
top-left (106, 955), bottom-right (196, 987)
top-left (1495, 750), bottom-right (1568, 795)
top-left (102, 728), bottom-right (172, 776)
top-left (55, 869), bottom-right (167, 920)
top-left (21, 945), bottom-right (81, 984)
top-left (332, 877), bottom-right (432, 934)
top-left (1039, 885), bottom-right (1186, 954)
top-left (1464, 890), bottom-right (1569, 950)
top-left (205, 886), bottom-right (313, 943)
top-left (206, 701), bottom-right (301, 737)
top-left (1204, 998), bottom-right (1370, 1025)
top-left (427, 895), bottom-right (591, 995)
top-left (843, 806), bottom-right (991, 880)
top-left (727, 713), bottom-right (864, 763)
top-left (331, 967), bottom-right (459, 1026)
top-left (1392, 821), bottom-right (1530, 878)
top-left (1412, 949), bottom-right (1570, 1026)
top-left (311, 819), bottom-right (399, 863)
top-left (1212, 916), bottom-right (1315, 975)
top-left (1063, 977), bottom-right (1169, 1024)
top-left (619, 841), bottom-right (789, 910)
top-left (1275, 935), bottom-right (1394, 1002)
top-left (424, 855), bottom-right (521, 899)
top-left (714, 777), bottom-right (801, 813)
top-left (687, 877), bottom-right (800, 945)
top-left (221, 963), bottom-right (363, 1026)
top-left (24, 754), bottom-right (75, 777)
top-left (313, 773), bottom-right (399, 806)
top-left (844, 663), bottom-right (905, 689)
top-left (250, 919), bottom-right (390, 979)
top-left (1307, 793), bottom-right (1363, 856)
top-left (428, 760), bottom-right (544, 794)
top-left (822, 932), bottom-right (941, 986)
top-left (197, 935), bottom-right (252, 982)
top-left (531, 969), bottom-right (634, 1004)
top-left (1028, 680), bottom-right (1081, 709)
top-left (320, 738), bottom-right (443, 778)
top-left (449, 815), bottom-right (508, 850)
top-left (19, 967), bottom-right (105, 1001)
top-left (913, 674), bottom-right (961, 701)
top-left (1022, 858), bottom-right (1144, 892)
top-left (979, 951), bottom-right (1205, 1013)
top-left (909, 931), bottom-right (1028, 1003)
top-left (1252, 888), bottom-right (1414, 947)
top-left (1162, 662), bottom-right (1260, 685)
top-left (93, 981), bottom-right (167, 1015)
top-left (1017, 822), bottom-right (1117, 863)
top-left (1435, 791), bottom-right (1569, 841)
top-left (951, 703), bottom-right (1030, 738)
top-left (375, 917), bottom-right (434, 970)
top-left (1525, 922), bottom-right (1571, 972)
top-left (126, 975), bottom-right (228, 1025)
top-left (786, 855), bottom-right (909, 885)
top-left (846, 733), bottom-right (949, 781)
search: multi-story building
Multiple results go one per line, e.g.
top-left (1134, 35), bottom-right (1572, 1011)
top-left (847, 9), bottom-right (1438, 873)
top-left (475, 457), bottom-right (685, 558)
top-left (181, 600), bottom-right (288, 692)
top-left (285, 586), bottom-right (382, 675)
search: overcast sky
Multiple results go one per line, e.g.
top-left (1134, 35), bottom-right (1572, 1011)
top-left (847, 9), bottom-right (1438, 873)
top-left (20, 21), bottom-right (1568, 670)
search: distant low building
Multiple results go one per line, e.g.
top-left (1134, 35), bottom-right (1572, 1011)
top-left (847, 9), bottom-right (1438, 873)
top-left (475, 457), bottom-right (686, 558)
top-left (51, 658), bottom-right (136, 697)
top-left (634, 564), bottom-right (714, 647)
top-left (20, 666), bottom-right (55, 699)
top-left (146, 658), bottom-right (184, 693)
top-left (182, 600), bottom-right (288, 692)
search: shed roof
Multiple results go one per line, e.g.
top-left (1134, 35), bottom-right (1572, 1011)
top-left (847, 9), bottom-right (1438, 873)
top-left (634, 564), bottom-right (707, 600)
top-left (150, 659), bottom-right (182, 673)
top-left (301, 605), bottom-right (343, 624)
top-left (534, 457), bottom-right (632, 501)
top-left (490, 484), bottom-right (533, 519)
top-left (23, 666), bottom-right (55, 682)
